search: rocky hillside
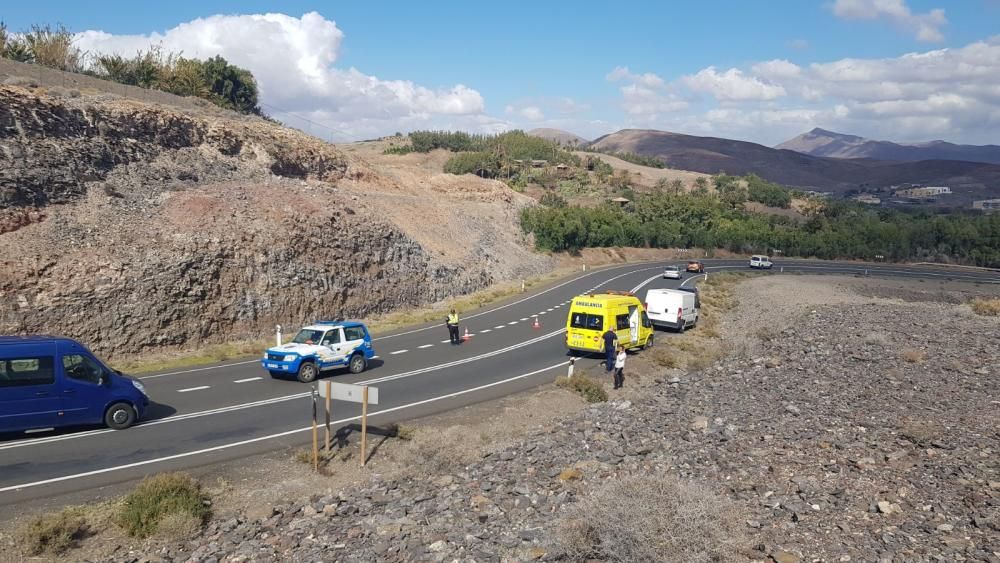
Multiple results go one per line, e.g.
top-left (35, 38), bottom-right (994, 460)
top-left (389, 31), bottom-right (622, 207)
top-left (0, 83), bottom-right (550, 357)
top-left (778, 128), bottom-right (1000, 165)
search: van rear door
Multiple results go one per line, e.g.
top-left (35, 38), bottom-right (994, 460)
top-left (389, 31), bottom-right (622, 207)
top-left (0, 347), bottom-right (61, 432)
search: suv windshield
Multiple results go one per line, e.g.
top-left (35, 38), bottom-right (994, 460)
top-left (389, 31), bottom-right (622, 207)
top-left (292, 329), bottom-right (326, 344)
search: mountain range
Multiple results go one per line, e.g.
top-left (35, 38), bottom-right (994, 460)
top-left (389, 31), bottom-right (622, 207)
top-left (776, 128), bottom-right (1000, 165)
top-left (528, 128), bottom-right (1000, 205)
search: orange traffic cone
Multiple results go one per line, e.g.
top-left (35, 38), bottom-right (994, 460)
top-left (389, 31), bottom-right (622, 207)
top-left (462, 327), bottom-right (471, 341)
top-left (532, 316), bottom-right (540, 329)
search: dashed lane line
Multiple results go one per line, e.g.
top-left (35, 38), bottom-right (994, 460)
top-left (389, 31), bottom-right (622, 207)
top-left (390, 350), bottom-right (408, 355)
top-left (177, 386), bottom-right (210, 393)
top-left (233, 377), bottom-right (262, 384)
top-left (418, 344), bottom-right (434, 349)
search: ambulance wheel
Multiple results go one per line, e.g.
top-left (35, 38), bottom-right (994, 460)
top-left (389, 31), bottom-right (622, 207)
top-left (677, 321), bottom-right (686, 333)
top-left (105, 402), bottom-right (137, 430)
top-left (297, 362), bottom-right (318, 383)
top-left (643, 335), bottom-right (654, 350)
top-left (348, 353), bottom-right (366, 374)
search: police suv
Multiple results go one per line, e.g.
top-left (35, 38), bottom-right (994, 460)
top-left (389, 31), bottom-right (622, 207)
top-left (262, 321), bottom-right (375, 383)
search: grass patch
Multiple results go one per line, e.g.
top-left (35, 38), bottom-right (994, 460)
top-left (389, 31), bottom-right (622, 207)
top-left (114, 338), bottom-right (272, 375)
top-left (115, 473), bottom-right (210, 539)
top-left (558, 468), bottom-right (583, 482)
top-left (556, 375), bottom-right (608, 403)
top-left (392, 424), bottom-right (417, 441)
top-left (901, 348), bottom-right (927, 364)
top-left (651, 347), bottom-right (679, 368)
top-left (970, 297), bottom-right (1000, 316)
top-left (555, 473), bottom-right (748, 563)
top-left (17, 507), bottom-right (89, 556)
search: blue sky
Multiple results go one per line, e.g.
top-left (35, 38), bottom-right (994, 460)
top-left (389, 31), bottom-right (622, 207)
top-left (5, 1), bottom-right (1000, 144)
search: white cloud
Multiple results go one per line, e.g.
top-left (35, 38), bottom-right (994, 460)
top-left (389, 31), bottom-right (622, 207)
top-left (612, 36), bottom-right (1000, 145)
top-left (505, 104), bottom-right (545, 121)
top-left (607, 66), bottom-right (687, 117)
top-left (681, 67), bottom-right (786, 101)
top-left (832, 0), bottom-right (947, 42)
top-left (73, 12), bottom-right (487, 140)
top-left (606, 66), bottom-right (665, 88)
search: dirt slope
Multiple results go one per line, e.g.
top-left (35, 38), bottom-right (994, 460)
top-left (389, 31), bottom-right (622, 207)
top-left (0, 83), bottom-right (550, 357)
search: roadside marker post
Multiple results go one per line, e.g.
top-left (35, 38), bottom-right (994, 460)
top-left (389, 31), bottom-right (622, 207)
top-left (324, 381), bottom-right (332, 453)
top-left (521, 280), bottom-right (526, 293)
top-left (311, 385), bottom-right (319, 472)
top-left (567, 357), bottom-right (575, 379)
top-left (361, 386), bottom-right (369, 467)
top-left (276, 325), bottom-right (282, 347)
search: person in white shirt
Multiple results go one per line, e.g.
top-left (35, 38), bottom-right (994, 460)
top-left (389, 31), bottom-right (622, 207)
top-left (613, 346), bottom-right (627, 389)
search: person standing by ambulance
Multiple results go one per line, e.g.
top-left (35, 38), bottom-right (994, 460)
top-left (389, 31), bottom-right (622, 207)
top-left (447, 309), bottom-right (461, 345)
top-left (614, 345), bottom-right (627, 389)
top-left (601, 327), bottom-right (618, 372)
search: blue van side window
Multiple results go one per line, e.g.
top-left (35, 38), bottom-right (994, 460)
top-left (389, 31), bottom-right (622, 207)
top-left (0, 356), bottom-right (55, 387)
top-left (63, 354), bottom-right (104, 384)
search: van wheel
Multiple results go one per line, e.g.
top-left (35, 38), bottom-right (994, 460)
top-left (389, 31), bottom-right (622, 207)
top-left (348, 354), bottom-right (366, 374)
top-left (643, 335), bottom-right (654, 350)
top-left (105, 402), bottom-right (136, 430)
top-left (677, 322), bottom-right (686, 333)
top-left (297, 362), bottom-right (318, 383)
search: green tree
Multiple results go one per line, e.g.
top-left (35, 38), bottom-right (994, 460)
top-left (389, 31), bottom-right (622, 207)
top-left (199, 55), bottom-right (261, 114)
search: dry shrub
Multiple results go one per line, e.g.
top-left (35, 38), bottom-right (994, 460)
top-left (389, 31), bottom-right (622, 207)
top-left (392, 424), bottom-right (417, 441)
top-left (555, 375), bottom-right (608, 403)
top-left (652, 347), bottom-right (678, 368)
top-left (970, 297), bottom-right (1000, 316)
top-left (394, 425), bottom-right (485, 474)
top-left (17, 508), bottom-right (88, 555)
top-left (898, 419), bottom-right (943, 447)
top-left (558, 468), bottom-right (582, 482)
top-left (154, 511), bottom-right (203, 540)
top-left (901, 348), bottom-right (926, 363)
top-left (115, 472), bottom-right (209, 539)
top-left (555, 474), bottom-right (748, 563)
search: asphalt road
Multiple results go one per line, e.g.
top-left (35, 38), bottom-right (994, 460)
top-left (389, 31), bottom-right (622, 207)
top-left (1, 259), bottom-right (998, 504)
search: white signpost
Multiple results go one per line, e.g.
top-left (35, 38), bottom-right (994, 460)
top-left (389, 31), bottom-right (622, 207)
top-left (312, 381), bottom-right (380, 468)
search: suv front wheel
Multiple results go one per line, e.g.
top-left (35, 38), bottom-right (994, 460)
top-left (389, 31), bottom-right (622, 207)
top-left (297, 362), bottom-right (318, 383)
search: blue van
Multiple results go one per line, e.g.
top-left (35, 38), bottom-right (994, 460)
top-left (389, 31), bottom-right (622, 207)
top-left (0, 336), bottom-right (149, 434)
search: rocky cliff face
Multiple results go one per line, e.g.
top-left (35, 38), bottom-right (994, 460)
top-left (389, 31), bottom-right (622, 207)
top-left (0, 85), bottom-right (547, 357)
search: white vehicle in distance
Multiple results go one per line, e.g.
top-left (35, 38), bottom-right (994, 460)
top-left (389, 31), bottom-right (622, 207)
top-left (749, 255), bottom-right (773, 269)
top-left (662, 265), bottom-right (682, 280)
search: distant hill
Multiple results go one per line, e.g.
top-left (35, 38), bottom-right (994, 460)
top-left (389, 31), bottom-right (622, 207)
top-left (777, 128), bottom-right (1000, 165)
top-left (590, 129), bottom-right (1000, 205)
top-left (527, 128), bottom-right (589, 147)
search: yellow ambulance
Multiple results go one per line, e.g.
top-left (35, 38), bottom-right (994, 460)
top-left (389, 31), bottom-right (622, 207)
top-left (565, 291), bottom-right (655, 354)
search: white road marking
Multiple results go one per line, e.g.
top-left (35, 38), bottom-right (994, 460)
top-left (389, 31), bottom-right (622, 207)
top-left (494, 325), bottom-right (505, 329)
top-left (371, 355), bottom-right (380, 359)
top-left (390, 350), bottom-right (408, 355)
top-left (139, 360), bottom-right (259, 380)
top-left (418, 344), bottom-right (434, 349)
top-left (480, 329), bottom-right (492, 333)
top-left (0, 361), bottom-right (569, 494)
top-left (233, 377), bottom-right (262, 384)
top-left (508, 321), bottom-right (518, 325)
top-left (547, 308), bottom-right (554, 311)
top-left (539, 311), bottom-right (547, 315)
top-left (520, 317), bottom-right (529, 322)
top-left (177, 386), bottom-right (210, 393)
top-left (441, 340), bottom-right (452, 344)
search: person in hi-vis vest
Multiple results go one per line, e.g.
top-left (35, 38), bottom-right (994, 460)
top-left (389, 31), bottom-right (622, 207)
top-left (446, 309), bottom-right (461, 345)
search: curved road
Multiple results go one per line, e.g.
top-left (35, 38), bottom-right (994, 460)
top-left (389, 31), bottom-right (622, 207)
top-left (1, 259), bottom-right (997, 504)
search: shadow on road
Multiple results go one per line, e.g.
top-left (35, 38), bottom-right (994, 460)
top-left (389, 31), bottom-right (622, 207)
top-left (0, 400), bottom-right (177, 443)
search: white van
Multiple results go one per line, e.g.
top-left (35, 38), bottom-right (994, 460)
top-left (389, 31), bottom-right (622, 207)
top-left (644, 288), bottom-right (698, 332)
top-left (749, 255), bottom-right (773, 269)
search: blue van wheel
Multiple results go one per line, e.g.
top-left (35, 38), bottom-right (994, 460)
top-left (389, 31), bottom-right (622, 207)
top-left (104, 402), bottom-right (137, 430)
